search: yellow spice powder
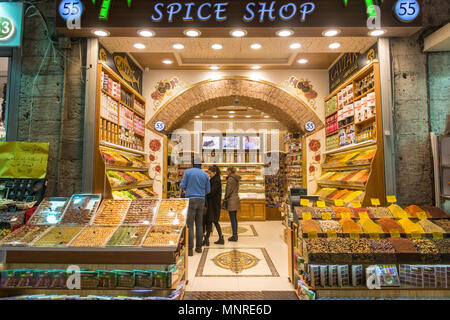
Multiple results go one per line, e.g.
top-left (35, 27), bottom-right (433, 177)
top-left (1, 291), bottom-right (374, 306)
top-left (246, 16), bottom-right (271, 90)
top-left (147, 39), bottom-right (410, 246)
top-left (387, 204), bottom-right (411, 218)
top-left (397, 218), bottom-right (425, 234)
top-left (358, 218), bottom-right (384, 234)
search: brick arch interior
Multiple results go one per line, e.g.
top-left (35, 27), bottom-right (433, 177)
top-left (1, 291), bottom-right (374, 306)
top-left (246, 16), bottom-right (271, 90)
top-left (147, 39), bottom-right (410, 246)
top-left (148, 78), bottom-right (323, 134)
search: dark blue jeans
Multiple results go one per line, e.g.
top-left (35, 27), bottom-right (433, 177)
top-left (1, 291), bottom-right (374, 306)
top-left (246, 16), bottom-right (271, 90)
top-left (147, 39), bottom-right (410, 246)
top-left (228, 210), bottom-right (238, 236)
top-left (187, 198), bottom-right (205, 250)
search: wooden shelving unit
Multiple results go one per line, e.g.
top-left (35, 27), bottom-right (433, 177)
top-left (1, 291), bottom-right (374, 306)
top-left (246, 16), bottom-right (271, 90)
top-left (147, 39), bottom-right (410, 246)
top-left (318, 61), bottom-right (386, 207)
top-left (94, 63), bottom-right (155, 200)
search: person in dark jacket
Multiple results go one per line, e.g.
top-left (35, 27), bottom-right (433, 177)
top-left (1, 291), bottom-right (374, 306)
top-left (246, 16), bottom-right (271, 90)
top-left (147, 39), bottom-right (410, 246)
top-left (203, 165), bottom-right (224, 246)
top-left (223, 167), bottom-right (241, 242)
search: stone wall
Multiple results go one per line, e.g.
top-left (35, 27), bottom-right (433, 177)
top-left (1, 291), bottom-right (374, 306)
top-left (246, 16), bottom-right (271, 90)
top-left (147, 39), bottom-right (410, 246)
top-left (428, 52), bottom-right (450, 136)
top-left (390, 0), bottom-right (450, 206)
top-left (17, 0), bottom-right (85, 197)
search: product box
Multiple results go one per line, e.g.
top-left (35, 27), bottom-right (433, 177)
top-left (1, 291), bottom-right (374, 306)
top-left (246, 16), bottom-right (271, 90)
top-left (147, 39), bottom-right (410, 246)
top-left (309, 265), bottom-right (320, 287)
top-left (399, 264), bottom-right (424, 288)
top-left (337, 265), bottom-right (349, 287)
top-left (422, 265), bottom-right (436, 288)
top-left (376, 265), bottom-right (400, 287)
top-left (367, 92), bottom-right (376, 106)
top-left (134, 270), bottom-right (153, 288)
top-left (114, 270), bottom-right (135, 289)
top-left (319, 265), bottom-right (328, 287)
top-left (351, 265), bottom-right (363, 286)
top-left (435, 265), bottom-right (447, 288)
top-left (328, 265), bottom-right (338, 287)
top-left (98, 270), bottom-right (117, 289)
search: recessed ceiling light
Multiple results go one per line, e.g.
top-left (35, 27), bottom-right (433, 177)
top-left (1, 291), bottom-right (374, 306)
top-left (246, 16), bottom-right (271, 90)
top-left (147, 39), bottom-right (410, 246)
top-left (138, 29), bottom-right (154, 37)
top-left (251, 65), bottom-right (261, 70)
top-left (245, 115), bottom-right (252, 118)
top-left (297, 59), bottom-right (308, 64)
top-left (184, 29), bottom-right (201, 37)
top-left (172, 43), bottom-right (184, 50)
top-left (212, 115), bottom-right (218, 118)
top-left (264, 115), bottom-right (270, 118)
top-left (92, 29), bottom-right (110, 37)
top-left (329, 42), bottom-right (341, 49)
top-left (133, 43), bottom-right (146, 49)
top-left (322, 29), bottom-right (341, 37)
top-left (211, 43), bottom-right (223, 50)
top-left (369, 29), bottom-right (386, 36)
top-left (276, 29), bottom-right (294, 37)
top-left (289, 42), bottom-right (301, 49)
top-left (229, 115), bottom-right (235, 118)
top-left (162, 59), bottom-right (173, 65)
top-left (250, 43), bottom-right (262, 50)
top-left (195, 115), bottom-right (200, 118)
top-left (228, 111), bottom-right (236, 114)
top-left (209, 65), bottom-right (220, 70)
top-left (230, 29), bottom-right (247, 37)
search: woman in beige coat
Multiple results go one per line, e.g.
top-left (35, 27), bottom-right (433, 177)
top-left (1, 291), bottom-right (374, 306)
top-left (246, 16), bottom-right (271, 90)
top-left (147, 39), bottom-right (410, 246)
top-left (223, 167), bottom-right (241, 241)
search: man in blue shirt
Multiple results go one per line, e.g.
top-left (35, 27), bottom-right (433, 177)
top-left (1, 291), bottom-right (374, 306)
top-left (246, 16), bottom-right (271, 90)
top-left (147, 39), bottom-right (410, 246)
top-left (180, 157), bottom-right (210, 256)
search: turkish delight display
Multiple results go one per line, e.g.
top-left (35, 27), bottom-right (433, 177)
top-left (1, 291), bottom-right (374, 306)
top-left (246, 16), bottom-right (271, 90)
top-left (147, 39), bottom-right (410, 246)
top-left (142, 225), bottom-right (183, 247)
top-left (33, 227), bottom-right (83, 247)
top-left (155, 199), bottom-right (189, 225)
top-left (92, 200), bottom-right (131, 226)
top-left (69, 226), bottom-right (117, 247)
top-left (123, 199), bottom-right (159, 225)
top-left (29, 198), bottom-right (69, 225)
top-left (0, 225), bottom-right (50, 247)
top-left (106, 226), bottom-right (149, 247)
top-left (60, 194), bottom-right (101, 225)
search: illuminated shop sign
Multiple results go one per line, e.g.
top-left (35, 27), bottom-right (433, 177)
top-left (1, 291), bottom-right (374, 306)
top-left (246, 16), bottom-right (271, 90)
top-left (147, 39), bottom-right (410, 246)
top-left (56, 0), bottom-right (423, 29)
top-left (0, 2), bottom-right (23, 47)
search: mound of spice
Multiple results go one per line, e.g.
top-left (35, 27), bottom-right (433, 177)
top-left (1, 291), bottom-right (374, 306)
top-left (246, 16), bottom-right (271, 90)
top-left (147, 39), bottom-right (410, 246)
top-left (300, 219), bottom-right (322, 234)
top-left (417, 219), bottom-right (445, 234)
top-left (433, 219), bottom-right (450, 233)
top-left (349, 238), bottom-right (374, 263)
top-left (339, 218), bottom-right (363, 233)
top-left (319, 220), bottom-right (343, 233)
top-left (367, 207), bottom-right (394, 218)
top-left (358, 218), bottom-right (384, 234)
top-left (352, 208), bottom-right (374, 219)
top-left (405, 205), bottom-right (431, 219)
top-left (376, 218), bottom-right (405, 233)
top-left (369, 239), bottom-right (397, 263)
top-left (295, 207), bottom-right (321, 219)
top-left (327, 238), bottom-right (352, 263)
top-left (422, 206), bottom-right (449, 219)
top-left (388, 204), bottom-right (411, 218)
top-left (333, 207), bottom-right (354, 219)
top-left (431, 239), bottom-right (450, 262)
top-left (411, 239), bottom-right (440, 263)
top-left (316, 207), bottom-right (336, 219)
top-left (389, 238), bottom-right (419, 263)
top-left (397, 218), bottom-right (425, 234)
top-left (304, 238), bottom-right (330, 263)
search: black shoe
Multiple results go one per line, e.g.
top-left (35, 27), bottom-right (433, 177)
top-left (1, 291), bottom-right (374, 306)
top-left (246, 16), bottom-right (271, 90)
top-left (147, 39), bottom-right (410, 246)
top-left (214, 236), bottom-right (225, 245)
top-left (195, 248), bottom-right (202, 254)
top-left (228, 236), bottom-right (238, 242)
top-left (202, 237), bottom-right (210, 246)
top-left (188, 250), bottom-right (193, 256)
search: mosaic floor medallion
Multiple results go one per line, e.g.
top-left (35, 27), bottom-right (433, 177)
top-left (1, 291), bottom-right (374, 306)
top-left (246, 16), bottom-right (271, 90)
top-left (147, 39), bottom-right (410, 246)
top-left (212, 249), bottom-right (260, 274)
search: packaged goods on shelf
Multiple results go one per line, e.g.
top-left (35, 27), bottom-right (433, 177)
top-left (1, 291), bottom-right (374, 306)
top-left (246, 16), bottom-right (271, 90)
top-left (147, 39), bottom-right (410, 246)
top-left (134, 99), bottom-right (145, 115)
top-left (397, 218), bottom-right (425, 234)
top-left (326, 134), bottom-right (339, 150)
top-left (399, 264), bottom-right (424, 288)
top-left (309, 265), bottom-right (320, 287)
top-left (60, 194), bottom-right (101, 226)
top-left (375, 264), bottom-right (400, 287)
top-left (69, 226), bottom-right (118, 247)
top-left (29, 198), bottom-right (69, 225)
top-left (0, 225), bottom-right (50, 247)
top-left (376, 218), bottom-right (405, 233)
top-left (115, 270), bottom-right (135, 288)
top-left (100, 92), bottom-right (119, 124)
top-left (319, 265), bottom-right (328, 287)
top-left (92, 200), bottom-right (131, 226)
top-left (134, 270), bottom-right (153, 288)
top-left (33, 226), bottom-right (83, 247)
top-left (351, 265), bottom-right (363, 286)
top-left (337, 265), bottom-right (350, 287)
top-left (106, 226), bottom-right (149, 247)
top-left (98, 270), bottom-right (117, 289)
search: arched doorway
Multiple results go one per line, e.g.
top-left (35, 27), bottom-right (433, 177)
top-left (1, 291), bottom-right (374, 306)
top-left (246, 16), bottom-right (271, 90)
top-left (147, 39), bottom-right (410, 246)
top-left (147, 77), bottom-right (323, 133)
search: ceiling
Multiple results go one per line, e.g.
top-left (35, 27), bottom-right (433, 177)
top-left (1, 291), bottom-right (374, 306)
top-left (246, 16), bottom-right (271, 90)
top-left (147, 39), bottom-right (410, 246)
top-left (196, 106), bottom-right (270, 120)
top-left (100, 36), bottom-right (377, 70)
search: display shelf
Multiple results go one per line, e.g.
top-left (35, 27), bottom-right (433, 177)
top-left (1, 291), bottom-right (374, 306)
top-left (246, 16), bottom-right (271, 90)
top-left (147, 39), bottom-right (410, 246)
top-left (106, 165), bottom-right (148, 172)
top-left (100, 141), bottom-right (146, 156)
top-left (317, 182), bottom-right (365, 190)
top-left (323, 140), bottom-right (376, 155)
top-left (111, 183), bottom-right (154, 191)
top-left (325, 110), bottom-right (338, 119)
top-left (353, 87), bottom-right (375, 101)
top-left (355, 116), bottom-right (376, 126)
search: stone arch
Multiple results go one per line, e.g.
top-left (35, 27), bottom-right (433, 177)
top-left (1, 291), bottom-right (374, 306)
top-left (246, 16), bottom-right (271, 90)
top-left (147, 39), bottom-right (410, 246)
top-left (148, 77), bottom-right (323, 134)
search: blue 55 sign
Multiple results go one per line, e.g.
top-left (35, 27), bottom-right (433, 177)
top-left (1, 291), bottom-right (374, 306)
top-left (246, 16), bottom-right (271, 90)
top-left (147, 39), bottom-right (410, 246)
top-left (394, 0), bottom-right (420, 23)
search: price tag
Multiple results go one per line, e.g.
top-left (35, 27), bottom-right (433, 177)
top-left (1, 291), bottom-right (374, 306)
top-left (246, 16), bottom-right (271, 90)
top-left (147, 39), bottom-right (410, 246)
top-left (371, 198), bottom-right (380, 206)
top-left (386, 195), bottom-right (397, 203)
top-left (307, 232), bottom-right (318, 239)
top-left (322, 212), bottom-right (332, 220)
top-left (432, 232), bottom-right (443, 239)
top-left (316, 201), bottom-right (326, 208)
top-left (327, 230), bottom-right (338, 238)
top-left (369, 233), bottom-right (380, 240)
top-left (416, 212), bottom-right (428, 220)
top-left (390, 231), bottom-right (401, 238)
top-left (334, 199), bottom-right (344, 207)
top-left (349, 232), bottom-right (360, 239)
top-left (352, 201), bottom-right (362, 208)
top-left (340, 212), bottom-right (351, 219)
top-left (302, 212), bottom-right (312, 220)
top-left (300, 199), bottom-right (310, 207)
top-left (410, 232), bottom-right (422, 239)
top-left (358, 211), bottom-right (369, 219)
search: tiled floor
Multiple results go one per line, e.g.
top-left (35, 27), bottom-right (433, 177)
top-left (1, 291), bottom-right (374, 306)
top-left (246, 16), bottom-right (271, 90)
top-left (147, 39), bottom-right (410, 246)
top-left (186, 221), bottom-right (293, 291)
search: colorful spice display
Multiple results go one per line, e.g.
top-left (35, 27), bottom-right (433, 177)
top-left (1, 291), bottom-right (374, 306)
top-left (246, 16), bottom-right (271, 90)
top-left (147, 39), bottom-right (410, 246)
top-left (327, 238), bottom-right (352, 263)
top-left (417, 219), bottom-right (445, 233)
top-left (358, 218), bottom-right (384, 234)
top-left (333, 207), bottom-right (354, 219)
top-left (376, 218), bottom-right (405, 233)
top-left (348, 239), bottom-right (373, 263)
top-left (433, 219), bottom-right (450, 233)
top-left (389, 238), bottom-right (420, 262)
top-left (369, 239), bottom-right (396, 263)
top-left (351, 208), bottom-right (373, 219)
top-left (304, 238), bottom-right (329, 263)
top-left (411, 239), bottom-right (440, 263)
top-left (421, 206), bottom-right (449, 219)
top-left (319, 220), bottom-right (343, 233)
top-left (405, 205), bottom-right (431, 219)
top-left (367, 207), bottom-right (394, 218)
top-left (295, 207), bottom-right (321, 219)
top-left (338, 218), bottom-right (363, 233)
top-left (387, 204), bottom-right (411, 218)
top-left (300, 220), bottom-right (322, 233)
top-left (397, 218), bottom-right (425, 234)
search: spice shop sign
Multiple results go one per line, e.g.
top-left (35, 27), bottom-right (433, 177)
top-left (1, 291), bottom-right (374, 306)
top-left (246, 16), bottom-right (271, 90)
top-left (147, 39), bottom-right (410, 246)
top-left (57, 0), bottom-right (422, 29)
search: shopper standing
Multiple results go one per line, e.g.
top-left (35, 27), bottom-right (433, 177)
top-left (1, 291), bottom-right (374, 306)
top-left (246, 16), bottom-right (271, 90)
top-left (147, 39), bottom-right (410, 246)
top-left (203, 165), bottom-right (224, 246)
top-left (223, 167), bottom-right (241, 242)
top-left (180, 157), bottom-right (210, 256)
